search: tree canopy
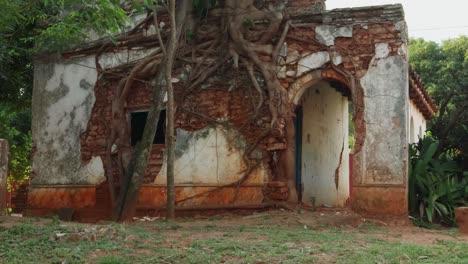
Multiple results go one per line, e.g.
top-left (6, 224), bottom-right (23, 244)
top-left (409, 37), bottom-right (468, 168)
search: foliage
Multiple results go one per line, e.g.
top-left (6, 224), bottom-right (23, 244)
top-left (0, 0), bottom-right (130, 52)
top-left (0, 104), bottom-right (31, 186)
top-left (0, 1), bottom-right (133, 107)
top-left (0, 1), bottom-right (134, 192)
top-left (408, 136), bottom-right (468, 226)
top-left (409, 37), bottom-right (468, 169)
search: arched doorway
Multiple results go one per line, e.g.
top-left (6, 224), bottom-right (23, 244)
top-left (295, 80), bottom-right (351, 207)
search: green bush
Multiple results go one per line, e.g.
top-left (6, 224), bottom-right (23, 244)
top-left (409, 136), bottom-right (468, 226)
top-left (0, 105), bottom-right (31, 184)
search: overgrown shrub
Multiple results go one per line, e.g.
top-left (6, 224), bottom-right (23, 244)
top-left (409, 136), bottom-right (468, 226)
top-left (0, 105), bottom-right (31, 184)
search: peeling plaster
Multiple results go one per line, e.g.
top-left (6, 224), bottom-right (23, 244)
top-left (281, 48), bottom-right (300, 65)
top-left (32, 56), bottom-right (104, 185)
top-left (277, 66), bottom-right (287, 79)
top-left (296, 52), bottom-right (330, 77)
top-left (398, 43), bottom-right (407, 56)
top-left (315, 25), bottom-right (353, 46)
top-left (394, 20), bottom-right (408, 44)
top-left (375, 43), bottom-right (390, 59)
top-left (331, 51), bottom-right (343, 65)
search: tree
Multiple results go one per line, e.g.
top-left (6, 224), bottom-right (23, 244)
top-left (409, 37), bottom-right (468, 169)
top-left (2, 0), bottom-right (299, 221)
top-left (0, 105), bottom-right (31, 184)
top-left (113, 0), bottom-right (297, 220)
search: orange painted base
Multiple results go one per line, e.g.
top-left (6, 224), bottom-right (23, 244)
top-left (27, 187), bottom-right (96, 209)
top-left (455, 207), bottom-right (468, 234)
top-left (351, 186), bottom-right (408, 221)
top-left (139, 185), bottom-right (264, 207)
top-left (25, 184), bottom-right (265, 222)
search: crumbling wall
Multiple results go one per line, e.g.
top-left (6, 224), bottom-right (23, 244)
top-left (29, 3), bottom-right (410, 219)
top-left (279, 4), bottom-right (409, 216)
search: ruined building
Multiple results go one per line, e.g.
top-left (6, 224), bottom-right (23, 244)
top-left (27, 1), bottom-right (437, 221)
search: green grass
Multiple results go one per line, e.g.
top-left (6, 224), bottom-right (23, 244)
top-left (0, 217), bottom-right (466, 264)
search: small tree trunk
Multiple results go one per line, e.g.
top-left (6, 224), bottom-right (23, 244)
top-left (165, 0), bottom-right (177, 219)
top-left (0, 139), bottom-right (8, 216)
top-left (114, 71), bottom-right (167, 221)
top-left (115, 0), bottom-right (189, 221)
top-left (278, 117), bottom-right (298, 202)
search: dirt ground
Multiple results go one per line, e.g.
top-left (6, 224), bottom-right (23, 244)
top-left (2, 208), bottom-right (467, 244)
top-left (160, 208), bottom-right (468, 244)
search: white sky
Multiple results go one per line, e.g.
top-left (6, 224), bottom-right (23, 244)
top-left (326, 0), bottom-right (468, 42)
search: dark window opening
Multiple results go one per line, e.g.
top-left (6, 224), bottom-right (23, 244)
top-left (130, 110), bottom-right (166, 146)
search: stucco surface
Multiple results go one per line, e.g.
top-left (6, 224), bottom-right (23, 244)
top-left (315, 25), bottom-right (353, 46)
top-left (32, 56), bottom-right (104, 185)
top-left (155, 125), bottom-right (267, 185)
top-left (360, 54), bottom-right (408, 185)
top-left (296, 52), bottom-right (330, 77)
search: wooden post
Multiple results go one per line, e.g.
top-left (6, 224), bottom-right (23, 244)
top-left (0, 139), bottom-right (8, 216)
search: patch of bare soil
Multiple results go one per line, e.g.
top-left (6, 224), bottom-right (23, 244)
top-left (3, 208), bottom-right (467, 246)
top-left (0, 214), bottom-right (49, 228)
top-left (162, 208), bottom-right (467, 245)
top-left (368, 226), bottom-right (468, 244)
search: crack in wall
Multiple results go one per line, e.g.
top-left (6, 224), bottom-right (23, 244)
top-left (334, 138), bottom-right (345, 190)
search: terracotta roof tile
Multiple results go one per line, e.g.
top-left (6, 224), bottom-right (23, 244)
top-left (409, 66), bottom-right (437, 119)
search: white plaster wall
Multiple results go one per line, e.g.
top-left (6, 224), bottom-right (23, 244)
top-left (360, 49), bottom-right (408, 185)
top-left (408, 100), bottom-right (427, 143)
top-left (32, 56), bottom-right (105, 185)
top-left (300, 81), bottom-right (350, 207)
top-left (155, 126), bottom-right (267, 186)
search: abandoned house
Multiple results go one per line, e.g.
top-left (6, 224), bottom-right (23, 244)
top-left (26, 0), bottom-right (437, 221)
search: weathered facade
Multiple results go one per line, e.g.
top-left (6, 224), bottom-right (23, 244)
top-left (27, 1), bottom-right (433, 221)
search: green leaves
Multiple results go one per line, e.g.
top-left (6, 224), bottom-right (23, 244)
top-left (409, 37), bottom-right (468, 227)
top-left (1, 0), bottom-right (131, 53)
top-left (241, 18), bottom-right (255, 30)
top-left (0, 105), bottom-right (31, 185)
top-left (408, 137), bottom-right (467, 226)
top-left (409, 37), bottom-right (468, 165)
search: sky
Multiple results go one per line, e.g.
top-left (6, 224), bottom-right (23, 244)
top-left (326, 0), bottom-right (468, 43)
